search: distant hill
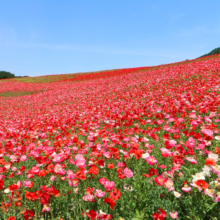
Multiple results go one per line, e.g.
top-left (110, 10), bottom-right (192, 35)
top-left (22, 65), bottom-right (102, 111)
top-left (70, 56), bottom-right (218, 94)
top-left (200, 47), bottom-right (220, 58)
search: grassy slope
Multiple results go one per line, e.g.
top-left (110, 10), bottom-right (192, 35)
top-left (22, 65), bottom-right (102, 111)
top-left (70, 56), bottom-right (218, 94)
top-left (1, 52), bottom-right (219, 85)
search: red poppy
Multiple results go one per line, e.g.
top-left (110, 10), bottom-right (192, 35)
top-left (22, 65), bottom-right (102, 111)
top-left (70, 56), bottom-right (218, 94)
top-left (97, 159), bottom-right (105, 167)
top-left (76, 168), bottom-right (87, 180)
top-left (183, 180), bottom-right (189, 185)
top-left (15, 201), bottom-right (22, 207)
top-left (23, 210), bottom-right (34, 220)
top-left (0, 159), bottom-right (6, 165)
top-left (117, 168), bottom-right (126, 179)
top-left (38, 169), bottom-right (48, 177)
top-left (152, 208), bottom-right (167, 220)
top-left (0, 180), bottom-right (4, 190)
top-left (194, 180), bottom-right (209, 189)
top-left (47, 164), bottom-right (54, 173)
top-left (88, 166), bottom-right (99, 175)
top-left (134, 150), bottom-right (143, 160)
top-left (52, 189), bottom-right (60, 197)
top-left (173, 134), bottom-right (180, 139)
top-left (205, 158), bottom-right (216, 166)
top-left (149, 168), bottom-right (158, 176)
top-left (8, 173), bottom-right (14, 178)
top-left (142, 174), bottom-right (149, 177)
top-left (8, 217), bottom-right (15, 220)
top-left (215, 147), bottom-right (220, 154)
top-left (25, 191), bottom-right (38, 201)
top-left (86, 210), bottom-right (97, 220)
top-left (107, 163), bottom-right (115, 169)
top-left (8, 184), bottom-right (18, 191)
top-left (20, 165), bottom-right (25, 172)
top-left (40, 192), bottom-right (51, 204)
top-left (104, 197), bottom-right (116, 210)
top-left (37, 190), bottom-right (44, 198)
top-left (86, 187), bottom-right (95, 195)
top-left (111, 147), bottom-right (119, 156)
top-left (109, 188), bottom-right (121, 201)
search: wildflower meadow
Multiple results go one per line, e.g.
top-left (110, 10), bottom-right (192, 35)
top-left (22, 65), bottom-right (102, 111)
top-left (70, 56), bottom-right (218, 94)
top-left (1, 55), bottom-right (220, 219)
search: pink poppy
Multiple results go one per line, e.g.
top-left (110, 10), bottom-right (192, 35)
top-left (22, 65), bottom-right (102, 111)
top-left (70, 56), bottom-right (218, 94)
top-left (76, 160), bottom-right (86, 168)
top-left (181, 185), bottom-right (191, 193)
top-left (95, 189), bottom-right (105, 198)
top-left (29, 166), bottom-right (40, 174)
top-left (54, 163), bottom-right (65, 175)
top-left (124, 168), bottom-right (133, 178)
top-left (155, 176), bottom-right (166, 186)
top-left (99, 177), bottom-right (107, 185)
top-left (146, 156), bottom-right (157, 165)
top-left (104, 181), bottom-right (115, 191)
top-left (170, 211), bottom-right (178, 219)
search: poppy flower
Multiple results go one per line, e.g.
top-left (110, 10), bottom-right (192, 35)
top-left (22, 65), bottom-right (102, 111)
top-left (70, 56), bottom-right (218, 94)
top-left (104, 197), bottom-right (115, 210)
top-left (155, 176), bottom-right (166, 186)
top-left (29, 166), bottom-right (40, 174)
top-left (124, 168), bottom-right (133, 178)
top-left (107, 163), bottom-right (115, 169)
top-left (170, 211), bottom-right (178, 219)
top-left (117, 168), bottom-right (126, 179)
top-left (149, 168), bottom-right (158, 176)
top-left (0, 159), bottom-right (6, 165)
top-left (8, 184), bottom-right (18, 191)
top-left (88, 166), bottom-right (99, 175)
top-left (20, 165), bottom-right (25, 172)
top-left (205, 158), bottom-right (216, 166)
top-left (76, 169), bottom-right (87, 180)
top-left (134, 150), bottom-right (143, 159)
top-left (23, 210), bottom-right (34, 220)
top-left (152, 208), bottom-right (167, 220)
top-left (52, 189), bottom-right (60, 197)
top-left (104, 181), bottom-right (115, 191)
top-left (15, 201), bottom-right (22, 207)
top-left (194, 180), bottom-right (209, 189)
top-left (38, 169), bottom-right (48, 177)
top-left (8, 173), bottom-right (14, 178)
top-left (0, 180), bottom-right (4, 190)
top-left (24, 181), bottom-right (34, 189)
top-left (109, 188), bottom-right (121, 201)
top-left (97, 159), bottom-right (105, 167)
top-left (47, 164), bottom-right (54, 173)
top-left (99, 177), bottom-right (107, 185)
top-left (86, 210), bottom-right (97, 220)
top-left (25, 191), bottom-right (38, 201)
top-left (95, 189), bottom-right (105, 198)
top-left (215, 147), bottom-right (220, 154)
top-left (40, 193), bottom-right (50, 204)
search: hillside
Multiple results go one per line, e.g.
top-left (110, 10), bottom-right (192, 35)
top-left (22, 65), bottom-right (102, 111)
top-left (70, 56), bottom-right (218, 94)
top-left (200, 47), bottom-right (220, 57)
top-left (1, 54), bottom-right (220, 219)
top-left (0, 54), bottom-right (217, 84)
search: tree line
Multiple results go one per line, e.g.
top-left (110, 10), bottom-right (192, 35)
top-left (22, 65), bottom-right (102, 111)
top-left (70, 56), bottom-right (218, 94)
top-left (0, 71), bottom-right (28, 79)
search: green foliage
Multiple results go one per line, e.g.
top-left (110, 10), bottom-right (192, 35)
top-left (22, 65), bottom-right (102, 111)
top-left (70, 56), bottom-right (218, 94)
top-left (200, 47), bottom-right (220, 58)
top-left (0, 71), bottom-right (15, 79)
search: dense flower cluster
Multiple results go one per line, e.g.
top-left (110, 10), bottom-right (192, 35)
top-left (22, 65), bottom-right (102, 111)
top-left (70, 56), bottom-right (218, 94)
top-left (0, 55), bottom-right (220, 219)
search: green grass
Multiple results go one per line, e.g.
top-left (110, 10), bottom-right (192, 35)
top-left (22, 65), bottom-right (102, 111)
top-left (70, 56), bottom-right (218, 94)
top-left (0, 91), bottom-right (42, 97)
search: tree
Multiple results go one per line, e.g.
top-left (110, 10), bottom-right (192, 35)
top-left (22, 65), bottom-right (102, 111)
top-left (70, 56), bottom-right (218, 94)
top-left (0, 71), bottom-right (15, 79)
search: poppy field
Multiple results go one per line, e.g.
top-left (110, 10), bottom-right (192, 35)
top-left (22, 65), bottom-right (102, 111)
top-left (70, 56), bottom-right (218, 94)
top-left (1, 55), bottom-right (220, 219)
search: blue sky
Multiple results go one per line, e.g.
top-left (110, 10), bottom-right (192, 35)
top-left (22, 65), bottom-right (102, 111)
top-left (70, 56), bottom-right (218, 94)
top-left (0, 0), bottom-right (220, 77)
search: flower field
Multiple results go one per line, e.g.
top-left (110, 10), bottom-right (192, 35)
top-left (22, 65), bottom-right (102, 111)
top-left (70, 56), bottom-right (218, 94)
top-left (1, 55), bottom-right (220, 219)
